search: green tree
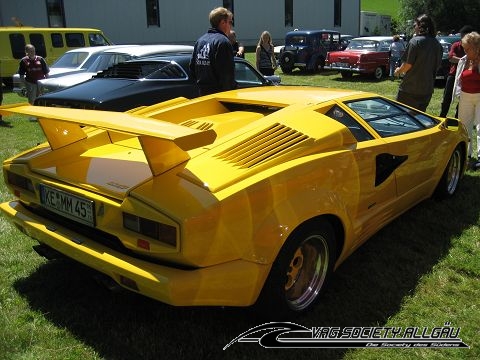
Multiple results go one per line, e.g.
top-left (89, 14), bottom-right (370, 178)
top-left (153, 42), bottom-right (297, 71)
top-left (398, 0), bottom-right (480, 34)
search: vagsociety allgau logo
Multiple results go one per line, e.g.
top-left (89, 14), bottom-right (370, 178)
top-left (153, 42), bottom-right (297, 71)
top-left (224, 322), bottom-right (469, 350)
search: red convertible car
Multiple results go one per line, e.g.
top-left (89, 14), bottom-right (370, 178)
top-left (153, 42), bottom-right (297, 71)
top-left (326, 36), bottom-right (393, 80)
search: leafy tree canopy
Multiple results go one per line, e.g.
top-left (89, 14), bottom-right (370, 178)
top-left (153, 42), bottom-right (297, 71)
top-left (398, 0), bottom-right (480, 35)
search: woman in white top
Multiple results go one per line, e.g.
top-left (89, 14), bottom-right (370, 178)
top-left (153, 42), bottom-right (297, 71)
top-left (452, 31), bottom-right (480, 169)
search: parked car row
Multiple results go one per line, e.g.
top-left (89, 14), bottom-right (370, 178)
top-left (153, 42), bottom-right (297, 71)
top-left (13, 45), bottom-right (133, 95)
top-left (275, 29), bottom-right (394, 79)
top-left (14, 44), bottom-right (194, 96)
top-left (275, 29), bottom-right (459, 81)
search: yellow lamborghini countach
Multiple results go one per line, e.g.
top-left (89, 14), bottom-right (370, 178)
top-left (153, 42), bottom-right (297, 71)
top-left (0, 86), bottom-right (468, 316)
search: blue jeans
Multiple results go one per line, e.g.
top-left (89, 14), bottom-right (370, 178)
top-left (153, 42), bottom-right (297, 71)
top-left (389, 57), bottom-right (401, 77)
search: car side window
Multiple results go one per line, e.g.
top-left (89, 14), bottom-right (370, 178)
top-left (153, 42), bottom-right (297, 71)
top-left (148, 63), bottom-right (187, 79)
top-left (235, 62), bottom-right (263, 84)
top-left (325, 105), bottom-right (374, 142)
top-left (65, 33), bottom-right (85, 47)
top-left (346, 98), bottom-right (438, 137)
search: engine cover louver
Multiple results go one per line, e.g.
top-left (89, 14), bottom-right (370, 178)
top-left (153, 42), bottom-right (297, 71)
top-left (215, 123), bottom-right (310, 169)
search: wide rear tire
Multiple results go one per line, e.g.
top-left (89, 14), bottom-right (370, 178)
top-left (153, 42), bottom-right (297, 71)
top-left (256, 219), bottom-right (335, 318)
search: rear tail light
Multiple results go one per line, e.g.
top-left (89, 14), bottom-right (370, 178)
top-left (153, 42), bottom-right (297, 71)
top-left (123, 212), bottom-right (177, 247)
top-left (7, 171), bottom-right (35, 193)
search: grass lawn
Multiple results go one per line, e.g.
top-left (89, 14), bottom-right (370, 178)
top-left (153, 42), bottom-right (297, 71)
top-left (0, 61), bottom-right (479, 360)
top-left (361, 0), bottom-right (401, 18)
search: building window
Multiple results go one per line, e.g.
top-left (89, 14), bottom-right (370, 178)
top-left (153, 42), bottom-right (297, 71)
top-left (46, 0), bottom-right (66, 27)
top-left (285, 0), bottom-right (293, 27)
top-left (223, 0), bottom-right (234, 13)
top-left (146, 0), bottom-right (160, 27)
top-left (334, 0), bottom-right (342, 27)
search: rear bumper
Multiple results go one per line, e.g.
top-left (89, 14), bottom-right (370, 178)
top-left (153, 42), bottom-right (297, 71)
top-left (0, 200), bottom-right (269, 307)
top-left (327, 64), bottom-right (365, 73)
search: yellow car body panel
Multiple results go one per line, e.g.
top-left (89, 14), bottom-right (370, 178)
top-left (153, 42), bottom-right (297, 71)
top-left (0, 86), bottom-right (468, 308)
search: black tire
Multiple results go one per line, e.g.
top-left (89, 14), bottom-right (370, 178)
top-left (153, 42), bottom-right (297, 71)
top-left (2, 77), bottom-right (13, 90)
top-left (434, 145), bottom-right (464, 199)
top-left (279, 51), bottom-right (295, 73)
top-left (256, 219), bottom-right (335, 318)
top-left (372, 66), bottom-right (384, 80)
top-left (313, 56), bottom-right (325, 73)
top-left (341, 71), bottom-right (353, 79)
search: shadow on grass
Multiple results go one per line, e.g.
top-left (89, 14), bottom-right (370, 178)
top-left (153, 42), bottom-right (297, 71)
top-left (14, 174), bottom-right (480, 360)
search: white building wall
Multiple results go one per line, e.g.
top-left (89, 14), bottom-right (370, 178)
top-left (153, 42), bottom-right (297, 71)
top-left (0, 0), bottom-right (360, 47)
top-left (0, 1), bottom-right (48, 27)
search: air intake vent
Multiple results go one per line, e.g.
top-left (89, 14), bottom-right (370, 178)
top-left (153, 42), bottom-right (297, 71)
top-left (216, 123), bottom-right (310, 168)
top-left (180, 120), bottom-right (214, 130)
top-left (96, 63), bottom-right (145, 79)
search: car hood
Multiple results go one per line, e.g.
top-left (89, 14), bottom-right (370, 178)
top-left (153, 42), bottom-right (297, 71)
top-left (39, 72), bottom-right (98, 90)
top-left (38, 78), bottom-right (139, 103)
top-left (329, 50), bottom-right (376, 57)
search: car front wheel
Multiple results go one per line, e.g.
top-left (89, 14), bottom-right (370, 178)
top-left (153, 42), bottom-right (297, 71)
top-left (434, 145), bottom-right (464, 199)
top-left (279, 52), bottom-right (295, 73)
top-left (257, 220), bottom-right (335, 317)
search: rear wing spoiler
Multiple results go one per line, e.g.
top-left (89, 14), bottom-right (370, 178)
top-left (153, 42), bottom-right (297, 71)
top-left (0, 104), bottom-right (217, 176)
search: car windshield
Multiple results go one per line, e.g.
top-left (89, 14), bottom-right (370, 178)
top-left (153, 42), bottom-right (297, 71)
top-left (285, 35), bottom-right (309, 46)
top-left (51, 52), bottom-right (89, 68)
top-left (87, 53), bottom-right (133, 72)
top-left (346, 40), bottom-right (391, 51)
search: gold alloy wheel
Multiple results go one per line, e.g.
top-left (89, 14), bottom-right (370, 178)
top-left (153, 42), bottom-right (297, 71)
top-left (284, 234), bottom-right (330, 311)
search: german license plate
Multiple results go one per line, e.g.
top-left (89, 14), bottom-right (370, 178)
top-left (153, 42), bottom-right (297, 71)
top-left (39, 184), bottom-right (95, 226)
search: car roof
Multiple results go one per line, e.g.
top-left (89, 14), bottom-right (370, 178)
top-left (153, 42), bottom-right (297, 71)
top-left (115, 53), bottom-right (193, 72)
top-left (286, 29), bottom-right (340, 36)
top-left (437, 35), bottom-right (461, 44)
top-left (101, 44), bottom-right (194, 57)
top-left (351, 36), bottom-right (393, 41)
top-left (61, 45), bottom-right (138, 54)
top-left (204, 86), bottom-right (368, 107)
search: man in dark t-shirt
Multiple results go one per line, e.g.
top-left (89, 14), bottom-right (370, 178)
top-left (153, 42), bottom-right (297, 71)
top-left (394, 14), bottom-right (442, 112)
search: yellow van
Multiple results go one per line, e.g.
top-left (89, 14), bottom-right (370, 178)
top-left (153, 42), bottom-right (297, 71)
top-left (0, 27), bottom-right (111, 87)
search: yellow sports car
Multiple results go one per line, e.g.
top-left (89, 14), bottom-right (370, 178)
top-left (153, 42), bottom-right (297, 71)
top-left (0, 86), bottom-right (468, 316)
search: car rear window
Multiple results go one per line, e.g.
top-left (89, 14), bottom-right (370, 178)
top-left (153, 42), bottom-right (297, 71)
top-left (95, 61), bottom-right (187, 79)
